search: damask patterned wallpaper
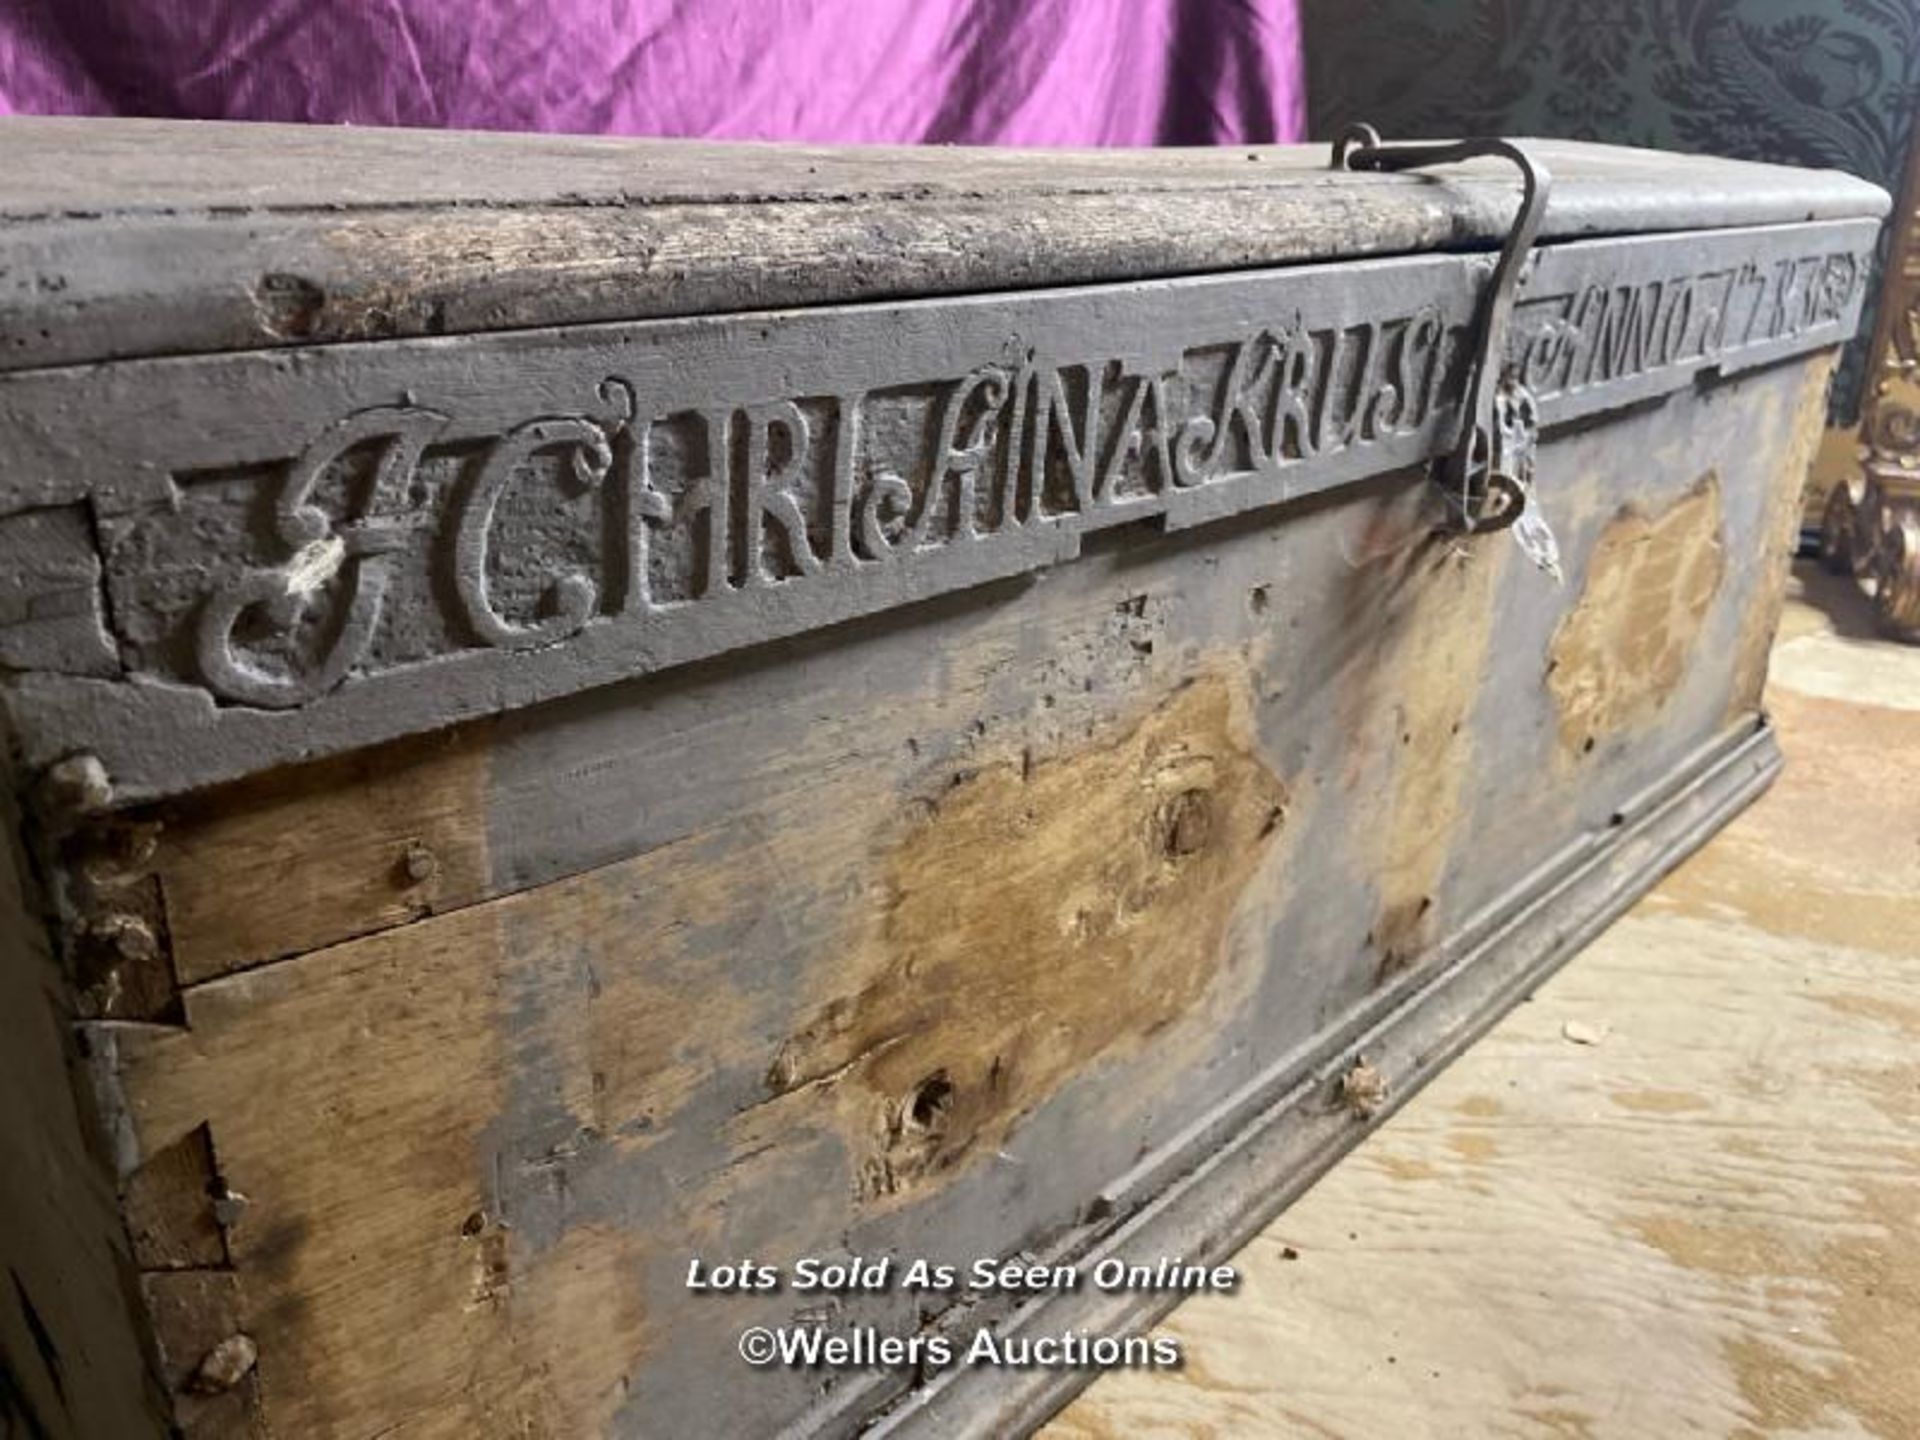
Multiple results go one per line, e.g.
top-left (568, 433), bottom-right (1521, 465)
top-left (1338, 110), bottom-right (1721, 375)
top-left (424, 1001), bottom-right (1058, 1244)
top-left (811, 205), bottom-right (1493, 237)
top-left (1304, 0), bottom-right (1919, 420)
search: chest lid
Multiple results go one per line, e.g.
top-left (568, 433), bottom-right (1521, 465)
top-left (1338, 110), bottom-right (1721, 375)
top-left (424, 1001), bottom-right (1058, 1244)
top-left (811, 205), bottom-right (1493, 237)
top-left (0, 117), bottom-right (1889, 371)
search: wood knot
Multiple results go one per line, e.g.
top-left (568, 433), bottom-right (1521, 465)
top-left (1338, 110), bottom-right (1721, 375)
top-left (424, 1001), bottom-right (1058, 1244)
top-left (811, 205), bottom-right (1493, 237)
top-left (254, 273), bottom-right (325, 338)
top-left (903, 1072), bottom-right (954, 1137)
top-left (1160, 789), bottom-right (1214, 858)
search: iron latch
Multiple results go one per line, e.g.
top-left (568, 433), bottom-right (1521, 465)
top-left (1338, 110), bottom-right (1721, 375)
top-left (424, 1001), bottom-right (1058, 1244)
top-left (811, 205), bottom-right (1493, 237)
top-left (1333, 124), bottom-right (1562, 581)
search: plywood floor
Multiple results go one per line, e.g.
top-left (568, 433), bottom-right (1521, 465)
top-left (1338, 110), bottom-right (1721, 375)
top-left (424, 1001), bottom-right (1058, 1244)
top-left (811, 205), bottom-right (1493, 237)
top-left (1049, 560), bottom-right (1920, 1440)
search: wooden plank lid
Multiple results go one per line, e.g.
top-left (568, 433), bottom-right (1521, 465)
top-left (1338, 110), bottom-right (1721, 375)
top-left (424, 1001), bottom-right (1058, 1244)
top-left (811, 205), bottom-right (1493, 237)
top-left (0, 118), bottom-right (1890, 371)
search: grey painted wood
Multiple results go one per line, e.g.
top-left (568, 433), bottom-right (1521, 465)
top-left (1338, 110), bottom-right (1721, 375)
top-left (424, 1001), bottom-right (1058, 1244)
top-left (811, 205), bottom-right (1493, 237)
top-left (866, 724), bottom-right (1784, 1440)
top-left (0, 120), bottom-right (1888, 372)
top-left (0, 120), bottom-right (1884, 218)
top-left (0, 213), bottom-right (1876, 803)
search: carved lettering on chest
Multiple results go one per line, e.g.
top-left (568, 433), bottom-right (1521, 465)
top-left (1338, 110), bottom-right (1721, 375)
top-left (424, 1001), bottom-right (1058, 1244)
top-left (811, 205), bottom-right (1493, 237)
top-left (189, 315), bottom-right (1465, 705)
top-left (163, 237), bottom-right (1866, 709)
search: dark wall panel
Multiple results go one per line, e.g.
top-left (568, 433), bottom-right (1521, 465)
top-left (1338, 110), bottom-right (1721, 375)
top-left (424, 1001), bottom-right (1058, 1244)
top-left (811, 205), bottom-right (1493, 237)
top-left (1305, 0), bottom-right (1919, 420)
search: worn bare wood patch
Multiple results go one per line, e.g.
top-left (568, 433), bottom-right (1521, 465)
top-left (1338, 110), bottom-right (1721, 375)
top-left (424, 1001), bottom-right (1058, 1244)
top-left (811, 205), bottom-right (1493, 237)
top-left (1727, 354), bottom-right (1837, 718)
top-left (1549, 472), bottom-right (1727, 759)
top-left (1329, 488), bottom-right (1510, 981)
top-left (99, 680), bottom-right (913, 1437)
top-left (1050, 589), bottom-right (1920, 1438)
top-left (94, 656), bottom-right (1295, 1436)
top-left (102, 877), bottom-right (673, 1439)
top-left (152, 729), bottom-right (491, 984)
top-left (765, 667), bottom-right (1287, 1205)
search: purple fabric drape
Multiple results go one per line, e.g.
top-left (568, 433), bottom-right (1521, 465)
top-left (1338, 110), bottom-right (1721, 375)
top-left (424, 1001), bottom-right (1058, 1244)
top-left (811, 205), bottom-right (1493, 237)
top-left (0, 1), bottom-right (1305, 145)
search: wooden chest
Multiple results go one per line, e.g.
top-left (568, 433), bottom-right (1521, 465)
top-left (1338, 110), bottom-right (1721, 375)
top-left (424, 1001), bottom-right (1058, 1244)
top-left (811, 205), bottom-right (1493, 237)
top-left (0, 120), bottom-right (1886, 1438)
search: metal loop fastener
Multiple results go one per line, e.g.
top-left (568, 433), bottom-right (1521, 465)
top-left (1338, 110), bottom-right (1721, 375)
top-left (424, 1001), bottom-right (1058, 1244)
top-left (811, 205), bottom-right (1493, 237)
top-left (1332, 124), bottom-right (1555, 545)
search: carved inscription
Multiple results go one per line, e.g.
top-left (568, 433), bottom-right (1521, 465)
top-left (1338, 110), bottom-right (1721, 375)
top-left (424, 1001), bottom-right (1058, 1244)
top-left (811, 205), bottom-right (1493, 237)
top-left (194, 406), bottom-right (449, 707)
top-left (1513, 251), bottom-right (1863, 398)
top-left (163, 236), bottom-right (1867, 707)
top-left (190, 317), bottom-right (1468, 703)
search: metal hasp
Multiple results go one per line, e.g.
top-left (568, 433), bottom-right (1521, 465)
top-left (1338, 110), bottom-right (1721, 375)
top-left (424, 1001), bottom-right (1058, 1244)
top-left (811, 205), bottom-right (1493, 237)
top-left (1334, 123), bottom-right (1562, 579)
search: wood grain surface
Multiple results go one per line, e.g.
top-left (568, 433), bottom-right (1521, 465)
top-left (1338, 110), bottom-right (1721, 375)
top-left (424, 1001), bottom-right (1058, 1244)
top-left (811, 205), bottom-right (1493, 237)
top-left (1049, 560), bottom-right (1920, 1440)
top-left (0, 121), bottom-right (1885, 372)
